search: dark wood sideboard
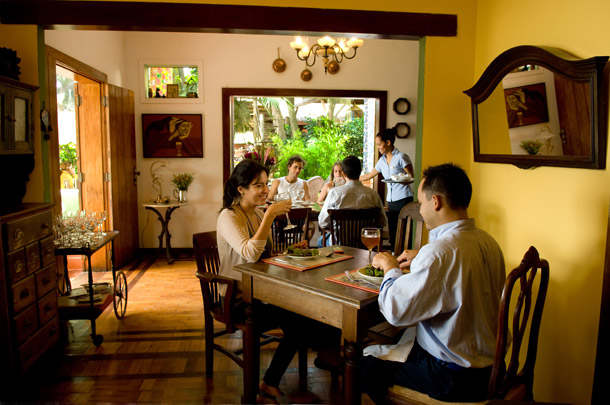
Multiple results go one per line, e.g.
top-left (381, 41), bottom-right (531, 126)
top-left (0, 203), bottom-right (59, 378)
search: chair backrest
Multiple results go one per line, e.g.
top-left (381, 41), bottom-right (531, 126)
top-left (328, 208), bottom-right (382, 249)
top-left (193, 231), bottom-right (222, 315)
top-left (307, 176), bottom-right (325, 201)
top-left (393, 202), bottom-right (424, 256)
top-left (488, 246), bottom-right (549, 400)
top-left (271, 207), bottom-right (311, 253)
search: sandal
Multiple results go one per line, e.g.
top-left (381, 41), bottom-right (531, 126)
top-left (256, 391), bottom-right (279, 404)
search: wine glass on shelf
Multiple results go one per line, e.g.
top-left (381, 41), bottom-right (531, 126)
top-left (274, 192), bottom-right (297, 230)
top-left (361, 227), bottom-right (381, 266)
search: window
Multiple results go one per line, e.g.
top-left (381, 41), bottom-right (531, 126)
top-left (140, 60), bottom-right (203, 103)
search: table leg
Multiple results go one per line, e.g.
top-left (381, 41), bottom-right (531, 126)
top-left (86, 254), bottom-right (103, 346)
top-left (164, 207), bottom-right (178, 264)
top-left (243, 302), bottom-right (259, 403)
top-left (345, 340), bottom-right (363, 405)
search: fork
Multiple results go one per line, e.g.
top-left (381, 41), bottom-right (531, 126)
top-left (344, 271), bottom-right (379, 288)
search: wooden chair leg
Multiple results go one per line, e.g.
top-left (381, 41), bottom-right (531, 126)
top-left (204, 316), bottom-right (214, 378)
top-left (298, 345), bottom-right (308, 379)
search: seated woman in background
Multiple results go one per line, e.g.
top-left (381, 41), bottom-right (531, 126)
top-left (217, 159), bottom-right (341, 401)
top-left (267, 155), bottom-right (310, 202)
top-left (317, 161), bottom-right (346, 203)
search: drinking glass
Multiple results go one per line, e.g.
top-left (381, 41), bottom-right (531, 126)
top-left (274, 192), bottom-right (296, 230)
top-left (361, 228), bottom-right (381, 266)
top-left (97, 210), bottom-right (107, 236)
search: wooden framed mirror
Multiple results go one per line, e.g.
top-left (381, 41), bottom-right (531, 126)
top-left (464, 45), bottom-right (608, 169)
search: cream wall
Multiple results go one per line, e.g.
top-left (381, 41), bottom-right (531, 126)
top-left (472, 0), bottom-right (610, 403)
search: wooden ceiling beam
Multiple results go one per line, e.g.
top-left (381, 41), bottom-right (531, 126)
top-left (0, 0), bottom-right (457, 39)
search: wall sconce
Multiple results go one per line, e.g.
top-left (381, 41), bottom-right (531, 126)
top-left (289, 35), bottom-right (363, 81)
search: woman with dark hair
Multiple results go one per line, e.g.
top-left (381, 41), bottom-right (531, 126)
top-left (217, 159), bottom-right (340, 401)
top-left (360, 128), bottom-right (414, 249)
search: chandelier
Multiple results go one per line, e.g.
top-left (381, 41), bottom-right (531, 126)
top-left (289, 36), bottom-right (364, 80)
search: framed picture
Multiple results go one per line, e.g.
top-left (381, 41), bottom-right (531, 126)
top-left (503, 83), bottom-right (549, 128)
top-left (166, 84), bottom-right (179, 98)
top-left (142, 113), bottom-right (203, 158)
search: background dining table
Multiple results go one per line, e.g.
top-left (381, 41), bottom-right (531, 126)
top-left (234, 246), bottom-right (385, 405)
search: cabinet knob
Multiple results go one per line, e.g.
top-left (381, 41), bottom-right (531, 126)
top-left (13, 229), bottom-right (24, 241)
top-left (44, 303), bottom-right (53, 313)
top-left (19, 288), bottom-right (30, 300)
top-left (14, 260), bottom-right (24, 274)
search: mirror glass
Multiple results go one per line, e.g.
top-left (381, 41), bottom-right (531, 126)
top-left (466, 46), bottom-right (608, 169)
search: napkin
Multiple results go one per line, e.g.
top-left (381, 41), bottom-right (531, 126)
top-left (363, 326), bottom-right (416, 362)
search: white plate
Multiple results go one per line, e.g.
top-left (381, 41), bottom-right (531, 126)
top-left (287, 254), bottom-right (320, 260)
top-left (357, 267), bottom-right (385, 285)
top-left (382, 178), bottom-right (413, 184)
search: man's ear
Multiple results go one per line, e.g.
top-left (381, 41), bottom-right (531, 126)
top-left (432, 194), bottom-right (442, 211)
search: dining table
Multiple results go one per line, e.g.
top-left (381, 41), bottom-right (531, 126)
top-left (234, 246), bottom-right (386, 405)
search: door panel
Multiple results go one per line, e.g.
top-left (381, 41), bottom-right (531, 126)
top-left (108, 84), bottom-right (139, 267)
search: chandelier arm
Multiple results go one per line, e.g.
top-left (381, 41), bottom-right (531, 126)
top-left (341, 47), bottom-right (359, 60)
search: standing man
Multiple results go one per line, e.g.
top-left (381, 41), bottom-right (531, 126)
top-left (362, 163), bottom-right (505, 403)
top-left (318, 156), bottom-right (388, 247)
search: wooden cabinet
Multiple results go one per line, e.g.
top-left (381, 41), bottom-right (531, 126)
top-left (1, 203), bottom-right (59, 377)
top-left (0, 76), bottom-right (37, 153)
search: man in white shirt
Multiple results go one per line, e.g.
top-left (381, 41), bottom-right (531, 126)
top-left (362, 163), bottom-right (505, 403)
top-left (317, 156), bottom-right (388, 247)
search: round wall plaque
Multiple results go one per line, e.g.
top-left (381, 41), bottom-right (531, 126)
top-left (394, 122), bottom-right (411, 138)
top-left (393, 97), bottom-right (411, 115)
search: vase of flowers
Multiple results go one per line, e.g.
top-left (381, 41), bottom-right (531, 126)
top-left (171, 172), bottom-right (194, 202)
top-left (243, 142), bottom-right (277, 174)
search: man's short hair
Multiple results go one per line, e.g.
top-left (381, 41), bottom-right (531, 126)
top-left (287, 155), bottom-right (306, 167)
top-left (341, 156), bottom-right (362, 180)
top-left (421, 163), bottom-right (472, 210)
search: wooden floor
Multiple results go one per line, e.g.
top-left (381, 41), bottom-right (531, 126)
top-left (2, 256), bottom-right (366, 404)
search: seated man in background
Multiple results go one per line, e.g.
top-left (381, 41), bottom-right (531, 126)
top-left (362, 163), bottom-right (505, 403)
top-left (317, 155), bottom-right (388, 247)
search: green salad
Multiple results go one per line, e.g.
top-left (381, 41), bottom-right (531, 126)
top-left (287, 247), bottom-right (319, 257)
top-left (364, 264), bottom-right (384, 277)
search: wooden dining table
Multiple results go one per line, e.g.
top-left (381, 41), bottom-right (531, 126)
top-left (234, 246), bottom-right (386, 404)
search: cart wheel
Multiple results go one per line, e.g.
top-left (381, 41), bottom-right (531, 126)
top-left (113, 271), bottom-right (128, 319)
top-left (92, 334), bottom-right (104, 346)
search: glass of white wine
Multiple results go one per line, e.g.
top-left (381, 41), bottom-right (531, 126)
top-left (274, 192), bottom-right (296, 230)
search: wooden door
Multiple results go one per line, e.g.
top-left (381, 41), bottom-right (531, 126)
top-left (75, 77), bottom-right (107, 271)
top-left (554, 75), bottom-right (591, 156)
top-left (107, 84), bottom-right (139, 267)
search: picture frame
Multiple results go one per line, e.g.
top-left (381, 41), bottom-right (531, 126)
top-left (166, 84), bottom-right (179, 98)
top-left (503, 83), bottom-right (549, 128)
top-left (142, 113), bottom-right (203, 158)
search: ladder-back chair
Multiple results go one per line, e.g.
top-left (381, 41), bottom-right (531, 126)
top-left (393, 201), bottom-right (424, 256)
top-left (326, 208), bottom-right (383, 249)
top-left (271, 207), bottom-right (311, 253)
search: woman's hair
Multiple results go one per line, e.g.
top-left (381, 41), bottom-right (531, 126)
top-left (222, 159), bottom-right (269, 210)
top-left (376, 128), bottom-right (397, 146)
top-left (287, 154), bottom-right (306, 168)
top-left (326, 161), bottom-right (342, 182)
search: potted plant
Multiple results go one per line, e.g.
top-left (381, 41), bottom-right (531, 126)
top-left (171, 172), bottom-right (194, 202)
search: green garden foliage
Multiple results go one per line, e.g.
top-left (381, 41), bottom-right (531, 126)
top-left (272, 116), bottom-right (364, 179)
top-left (59, 142), bottom-right (78, 173)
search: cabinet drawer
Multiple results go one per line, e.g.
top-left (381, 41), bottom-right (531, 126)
top-left (19, 316), bottom-right (59, 372)
top-left (12, 275), bottom-right (36, 313)
top-left (7, 248), bottom-right (26, 283)
top-left (6, 210), bottom-right (53, 251)
top-left (25, 241), bottom-right (41, 274)
top-left (38, 290), bottom-right (58, 326)
top-left (35, 264), bottom-right (56, 298)
top-left (40, 235), bottom-right (55, 267)
top-left (14, 304), bottom-right (39, 345)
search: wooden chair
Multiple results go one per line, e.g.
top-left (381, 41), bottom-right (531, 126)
top-left (383, 246), bottom-right (549, 404)
top-left (193, 231), bottom-right (307, 378)
top-left (393, 201), bottom-right (424, 256)
top-left (325, 208), bottom-right (383, 249)
top-left (307, 176), bottom-right (325, 202)
top-left (271, 207), bottom-right (311, 253)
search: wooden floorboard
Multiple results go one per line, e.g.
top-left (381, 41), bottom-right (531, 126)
top-left (2, 257), bottom-right (372, 404)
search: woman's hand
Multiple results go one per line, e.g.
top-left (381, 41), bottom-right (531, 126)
top-left (266, 199), bottom-right (292, 218)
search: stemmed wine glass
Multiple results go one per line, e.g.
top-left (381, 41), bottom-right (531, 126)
top-left (361, 228), bottom-right (381, 266)
top-left (274, 192), bottom-right (297, 230)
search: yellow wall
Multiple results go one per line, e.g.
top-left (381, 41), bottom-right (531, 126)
top-left (5, 0), bottom-right (605, 403)
top-left (0, 24), bottom-right (45, 203)
top-left (472, 0), bottom-right (610, 403)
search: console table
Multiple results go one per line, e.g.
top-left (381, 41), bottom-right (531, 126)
top-left (142, 201), bottom-right (189, 264)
